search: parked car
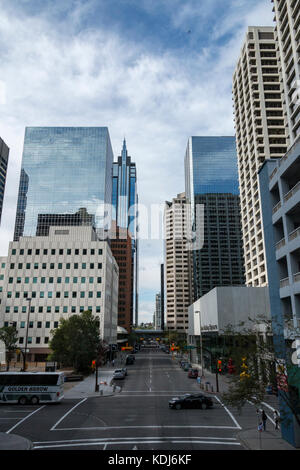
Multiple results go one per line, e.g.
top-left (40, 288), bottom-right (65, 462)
top-left (169, 393), bottom-right (213, 410)
top-left (188, 368), bottom-right (199, 378)
top-left (182, 362), bottom-right (192, 371)
top-left (113, 369), bottom-right (126, 379)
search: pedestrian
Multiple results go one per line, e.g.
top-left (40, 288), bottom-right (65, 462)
top-left (111, 359), bottom-right (115, 367)
top-left (273, 410), bottom-right (280, 430)
top-left (261, 410), bottom-right (267, 431)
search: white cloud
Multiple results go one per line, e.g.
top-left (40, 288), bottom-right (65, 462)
top-left (0, 0), bottom-right (275, 321)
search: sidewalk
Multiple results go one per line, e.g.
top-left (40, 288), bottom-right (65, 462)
top-left (63, 367), bottom-right (122, 398)
top-left (190, 362), bottom-right (296, 451)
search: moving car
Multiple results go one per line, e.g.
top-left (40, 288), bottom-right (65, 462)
top-left (188, 368), bottom-right (199, 378)
top-left (169, 393), bottom-right (213, 410)
top-left (112, 369), bottom-right (126, 380)
top-left (182, 362), bottom-right (192, 371)
top-left (121, 368), bottom-right (128, 376)
top-left (125, 355), bottom-right (135, 365)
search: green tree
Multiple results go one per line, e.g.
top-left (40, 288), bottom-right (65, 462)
top-left (220, 317), bottom-right (300, 428)
top-left (163, 330), bottom-right (187, 351)
top-left (0, 325), bottom-right (18, 371)
top-left (49, 311), bottom-right (101, 374)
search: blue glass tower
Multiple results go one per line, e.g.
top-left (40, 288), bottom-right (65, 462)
top-left (112, 139), bottom-right (139, 326)
top-left (184, 136), bottom-right (244, 299)
top-left (14, 127), bottom-right (114, 241)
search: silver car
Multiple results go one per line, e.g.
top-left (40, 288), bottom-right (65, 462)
top-left (113, 369), bottom-right (126, 380)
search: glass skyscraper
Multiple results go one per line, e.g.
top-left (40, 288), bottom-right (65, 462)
top-left (184, 136), bottom-right (245, 300)
top-left (14, 127), bottom-right (114, 240)
top-left (0, 137), bottom-right (9, 226)
top-left (112, 139), bottom-right (139, 326)
top-left (185, 136), bottom-right (239, 212)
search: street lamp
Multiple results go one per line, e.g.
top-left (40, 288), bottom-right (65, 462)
top-left (195, 310), bottom-right (204, 378)
top-left (23, 297), bottom-right (32, 372)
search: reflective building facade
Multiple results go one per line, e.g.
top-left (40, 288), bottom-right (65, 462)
top-left (112, 139), bottom-right (139, 326)
top-left (14, 127), bottom-right (114, 241)
top-left (184, 136), bottom-right (245, 300)
top-left (0, 137), bottom-right (9, 226)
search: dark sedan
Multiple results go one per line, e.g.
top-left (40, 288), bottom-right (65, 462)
top-left (169, 393), bottom-right (213, 410)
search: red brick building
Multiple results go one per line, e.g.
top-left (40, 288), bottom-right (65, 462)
top-left (110, 225), bottom-right (133, 333)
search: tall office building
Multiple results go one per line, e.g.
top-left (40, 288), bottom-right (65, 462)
top-left (0, 137), bottom-right (9, 226)
top-left (110, 223), bottom-right (133, 333)
top-left (112, 139), bottom-right (139, 326)
top-left (185, 136), bottom-right (245, 300)
top-left (164, 193), bottom-right (194, 331)
top-left (0, 226), bottom-right (119, 362)
top-left (160, 263), bottom-right (165, 330)
top-left (233, 26), bottom-right (288, 287)
top-left (258, 140), bottom-right (300, 448)
top-left (272, 0), bottom-right (300, 143)
top-left (14, 127), bottom-right (114, 241)
top-left (154, 293), bottom-right (161, 330)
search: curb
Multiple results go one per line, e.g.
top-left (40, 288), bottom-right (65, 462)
top-left (0, 432), bottom-right (33, 451)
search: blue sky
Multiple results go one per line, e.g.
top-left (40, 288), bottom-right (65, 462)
top-left (0, 0), bottom-right (274, 323)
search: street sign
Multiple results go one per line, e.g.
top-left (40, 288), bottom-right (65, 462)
top-left (184, 345), bottom-right (196, 350)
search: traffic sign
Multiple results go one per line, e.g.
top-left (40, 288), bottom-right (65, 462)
top-left (184, 345), bottom-right (196, 350)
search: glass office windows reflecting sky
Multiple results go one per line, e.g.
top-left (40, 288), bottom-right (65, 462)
top-left (185, 136), bottom-right (239, 204)
top-left (14, 127), bottom-right (114, 240)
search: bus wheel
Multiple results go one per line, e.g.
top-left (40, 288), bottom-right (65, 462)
top-left (18, 396), bottom-right (27, 405)
top-left (30, 396), bottom-right (39, 405)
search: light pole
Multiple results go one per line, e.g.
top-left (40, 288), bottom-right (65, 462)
top-left (23, 297), bottom-right (32, 372)
top-left (195, 310), bottom-right (204, 378)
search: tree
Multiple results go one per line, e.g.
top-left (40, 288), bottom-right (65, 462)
top-left (163, 330), bottom-right (187, 351)
top-left (220, 317), bottom-right (300, 428)
top-left (0, 326), bottom-right (18, 371)
top-left (49, 311), bottom-right (102, 374)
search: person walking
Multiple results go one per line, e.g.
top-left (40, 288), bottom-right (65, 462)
top-left (261, 410), bottom-right (267, 431)
top-left (273, 410), bottom-right (280, 430)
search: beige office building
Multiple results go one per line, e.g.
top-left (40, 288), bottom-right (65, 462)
top-left (272, 0), bottom-right (300, 144)
top-left (164, 193), bottom-right (193, 331)
top-left (233, 26), bottom-right (288, 287)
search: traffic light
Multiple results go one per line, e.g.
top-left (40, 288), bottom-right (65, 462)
top-left (217, 360), bottom-right (222, 373)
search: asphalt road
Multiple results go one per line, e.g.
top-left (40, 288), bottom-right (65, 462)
top-left (0, 348), bottom-right (247, 451)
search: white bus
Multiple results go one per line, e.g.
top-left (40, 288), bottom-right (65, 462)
top-left (0, 372), bottom-right (65, 405)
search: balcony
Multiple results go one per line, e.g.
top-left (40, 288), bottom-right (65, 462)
top-left (294, 273), bottom-right (300, 283)
top-left (272, 201), bottom-right (282, 214)
top-left (276, 237), bottom-right (286, 250)
top-left (288, 227), bottom-right (300, 242)
top-left (284, 181), bottom-right (300, 202)
top-left (280, 277), bottom-right (289, 288)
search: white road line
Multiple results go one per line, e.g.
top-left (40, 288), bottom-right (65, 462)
top-left (6, 406), bottom-right (45, 434)
top-left (34, 436), bottom-right (238, 444)
top-left (52, 425), bottom-right (239, 432)
top-left (50, 398), bottom-right (87, 431)
top-left (214, 395), bottom-right (241, 430)
top-left (33, 437), bottom-right (241, 449)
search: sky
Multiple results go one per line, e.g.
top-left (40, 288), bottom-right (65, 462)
top-left (0, 0), bottom-right (275, 323)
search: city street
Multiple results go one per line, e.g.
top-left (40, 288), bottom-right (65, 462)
top-left (0, 349), bottom-right (271, 450)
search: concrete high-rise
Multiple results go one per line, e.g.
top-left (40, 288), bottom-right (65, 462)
top-left (233, 27), bottom-right (288, 287)
top-left (0, 226), bottom-right (119, 362)
top-left (272, 0), bottom-right (300, 144)
top-left (0, 137), bottom-right (9, 226)
top-left (164, 193), bottom-right (194, 332)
